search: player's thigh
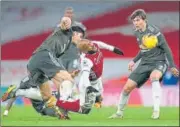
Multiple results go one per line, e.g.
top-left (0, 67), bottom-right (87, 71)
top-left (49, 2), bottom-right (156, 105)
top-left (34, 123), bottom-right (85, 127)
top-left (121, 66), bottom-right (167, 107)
top-left (150, 61), bottom-right (168, 81)
top-left (39, 81), bottom-right (52, 100)
top-left (28, 51), bottom-right (64, 80)
top-left (128, 65), bottom-right (151, 88)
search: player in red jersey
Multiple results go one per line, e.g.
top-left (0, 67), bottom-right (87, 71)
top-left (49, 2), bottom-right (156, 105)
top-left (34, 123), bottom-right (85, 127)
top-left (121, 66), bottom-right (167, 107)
top-left (56, 39), bottom-right (124, 115)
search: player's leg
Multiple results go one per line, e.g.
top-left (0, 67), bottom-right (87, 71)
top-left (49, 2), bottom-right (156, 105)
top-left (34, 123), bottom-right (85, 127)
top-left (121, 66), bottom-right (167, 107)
top-left (1, 76), bottom-right (43, 102)
top-left (109, 65), bottom-right (150, 119)
top-left (58, 80), bottom-right (74, 100)
top-left (56, 87), bottom-right (97, 114)
top-left (150, 62), bottom-right (168, 119)
top-left (91, 78), bottom-right (103, 108)
top-left (3, 97), bottom-right (16, 116)
top-left (28, 51), bottom-right (72, 119)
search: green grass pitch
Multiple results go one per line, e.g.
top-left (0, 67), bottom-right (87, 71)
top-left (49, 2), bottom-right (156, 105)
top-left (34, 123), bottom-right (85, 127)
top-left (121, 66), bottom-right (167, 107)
top-left (1, 106), bottom-right (179, 126)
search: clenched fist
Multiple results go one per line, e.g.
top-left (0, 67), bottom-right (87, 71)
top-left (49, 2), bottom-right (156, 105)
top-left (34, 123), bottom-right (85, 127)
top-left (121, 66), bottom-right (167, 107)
top-left (60, 17), bottom-right (71, 30)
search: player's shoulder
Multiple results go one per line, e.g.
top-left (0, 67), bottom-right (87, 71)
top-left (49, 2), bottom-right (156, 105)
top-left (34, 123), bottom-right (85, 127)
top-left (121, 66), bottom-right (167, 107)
top-left (80, 54), bottom-right (93, 67)
top-left (147, 24), bottom-right (161, 34)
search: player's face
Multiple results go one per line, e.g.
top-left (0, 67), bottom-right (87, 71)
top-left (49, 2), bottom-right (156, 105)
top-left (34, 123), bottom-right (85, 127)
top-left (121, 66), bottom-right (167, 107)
top-left (64, 9), bottom-right (74, 20)
top-left (72, 31), bottom-right (83, 45)
top-left (132, 16), bottom-right (146, 30)
top-left (76, 39), bottom-right (93, 53)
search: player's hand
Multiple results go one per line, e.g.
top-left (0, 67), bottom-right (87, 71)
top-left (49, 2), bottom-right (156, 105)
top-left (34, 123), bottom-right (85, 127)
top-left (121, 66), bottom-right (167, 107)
top-left (60, 17), bottom-right (71, 30)
top-left (57, 70), bottom-right (74, 83)
top-left (70, 70), bottom-right (80, 78)
top-left (170, 67), bottom-right (179, 77)
top-left (113, 47), bottom-right (124, 55)
top-left (128, 61), bottom-right (135, 72)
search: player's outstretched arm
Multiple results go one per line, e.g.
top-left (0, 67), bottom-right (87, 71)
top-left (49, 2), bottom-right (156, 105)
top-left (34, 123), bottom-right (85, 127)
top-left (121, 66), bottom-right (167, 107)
top-left (92, 41), bottom-right (124, 55)
top-left (157, 32), bottom-right (179, 76)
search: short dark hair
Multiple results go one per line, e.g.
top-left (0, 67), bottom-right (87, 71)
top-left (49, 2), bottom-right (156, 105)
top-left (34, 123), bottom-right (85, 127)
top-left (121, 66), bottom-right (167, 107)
top-left (130, 9), bottom-right (147, 20)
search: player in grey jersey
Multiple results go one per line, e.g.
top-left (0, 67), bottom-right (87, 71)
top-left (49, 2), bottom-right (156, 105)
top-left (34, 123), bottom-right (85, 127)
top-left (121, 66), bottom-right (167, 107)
top-left (58, 7), bottom-right (87, 72)
top-left (1, 16), bottom-right (85, 119)
top-left (109, 9), bottom-right (179, 119)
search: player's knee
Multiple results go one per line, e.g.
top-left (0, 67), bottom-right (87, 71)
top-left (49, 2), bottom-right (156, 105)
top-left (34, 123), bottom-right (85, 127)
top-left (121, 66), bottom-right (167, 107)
top-left (123, 80), bottom-right (136, 94)
top-left (123, 86), bottom-right (131, 94)
top-left (150, 71), bottom-right (162, 82)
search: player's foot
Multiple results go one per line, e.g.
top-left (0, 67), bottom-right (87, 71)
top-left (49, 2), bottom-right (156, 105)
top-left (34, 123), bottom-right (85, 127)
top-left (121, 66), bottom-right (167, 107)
top-left (1, 85), bottom-right (16, 102)
top-left (94, 95), bottom-right (103, 108)
top-left (151, 111), bottom-right (160, 119)
top-left (57, 107), bottom-right (70, 120)
top-left (3, 110), bottom-right (9, 116)
top-left (94, 102), bottom-right (102, 108)
top-left (108, 111), bottom-right (123, 119)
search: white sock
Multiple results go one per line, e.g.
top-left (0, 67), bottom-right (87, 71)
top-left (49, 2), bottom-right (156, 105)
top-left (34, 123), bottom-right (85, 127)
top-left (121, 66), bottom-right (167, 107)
top-left (60, 80), bottom-right (73, 100)
top-left (152, 80), bottom-right (162, 112)
top-left (15, 88), bottom-right (43, 101)
top-left (117, 91), bottom-right (130, 114)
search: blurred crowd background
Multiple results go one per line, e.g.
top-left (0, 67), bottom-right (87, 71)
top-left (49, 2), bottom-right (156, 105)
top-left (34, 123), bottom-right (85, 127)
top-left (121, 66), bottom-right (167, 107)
top-left (1, 1), bottom-right (179, 107)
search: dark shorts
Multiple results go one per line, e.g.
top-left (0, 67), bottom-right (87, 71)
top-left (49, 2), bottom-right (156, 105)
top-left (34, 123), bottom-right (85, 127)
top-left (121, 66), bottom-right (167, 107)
top-left (129, 61), bottom-right (168, 88)
top-left (27, 50), bottom-right (65, 86)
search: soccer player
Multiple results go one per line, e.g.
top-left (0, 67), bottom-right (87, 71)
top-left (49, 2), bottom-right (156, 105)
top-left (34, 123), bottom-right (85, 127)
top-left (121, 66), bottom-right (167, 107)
top-left (3, 89), bottom-right (60, 117)
top-left (56, 39), bottom-right (124, 114)
top-left (109, 9), bottom-right (179, 119)
top-left (1, 16), bottom-right (85, 119)
top-left (59, 7), bottom-right (87, 72)
top-left (2, 39), bottom-right (123, 118)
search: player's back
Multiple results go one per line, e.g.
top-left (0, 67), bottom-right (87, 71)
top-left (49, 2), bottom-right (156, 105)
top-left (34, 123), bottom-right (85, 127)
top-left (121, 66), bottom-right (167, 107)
top-left (85, 44), bottom-right (104, 81)
top-left (34, 27), bottom-right (72, 58)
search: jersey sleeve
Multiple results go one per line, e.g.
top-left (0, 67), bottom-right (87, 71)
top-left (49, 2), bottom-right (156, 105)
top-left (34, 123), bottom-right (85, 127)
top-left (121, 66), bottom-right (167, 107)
top-left (92, 41), bottom-right (114, 51)
top-left (133, 51), bottom-right (142, 63)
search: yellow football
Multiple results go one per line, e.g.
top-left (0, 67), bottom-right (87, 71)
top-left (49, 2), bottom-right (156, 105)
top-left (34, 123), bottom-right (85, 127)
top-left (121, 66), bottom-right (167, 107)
top-left (142, 35), bottom-right (158, 49)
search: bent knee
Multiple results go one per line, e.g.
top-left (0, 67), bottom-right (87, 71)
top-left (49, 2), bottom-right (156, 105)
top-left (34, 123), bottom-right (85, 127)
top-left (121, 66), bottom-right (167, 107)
top-left (150, 70), bottom-right (162, 81)
top-left (123, 79), bottom-right (137, 93)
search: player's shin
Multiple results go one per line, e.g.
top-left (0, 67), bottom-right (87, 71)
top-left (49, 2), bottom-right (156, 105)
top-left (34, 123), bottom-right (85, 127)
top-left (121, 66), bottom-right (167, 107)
top-left (60, 80), bottom-right (74, 100)
top-left (39, 81), bottom-right (65, 119)
top-left (151, 80), bottom-right (162, 112)
top-left (117, 91), bottom-right (130, 114)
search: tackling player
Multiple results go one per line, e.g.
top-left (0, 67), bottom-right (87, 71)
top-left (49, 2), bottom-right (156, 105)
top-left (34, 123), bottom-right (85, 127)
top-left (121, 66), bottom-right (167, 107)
top-left (1, 16), bottom-right (85, 119)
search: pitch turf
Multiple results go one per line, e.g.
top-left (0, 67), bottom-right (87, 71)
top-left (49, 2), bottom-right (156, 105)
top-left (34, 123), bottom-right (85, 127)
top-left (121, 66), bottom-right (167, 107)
top-left (1, 106), bottom-right (179, 126)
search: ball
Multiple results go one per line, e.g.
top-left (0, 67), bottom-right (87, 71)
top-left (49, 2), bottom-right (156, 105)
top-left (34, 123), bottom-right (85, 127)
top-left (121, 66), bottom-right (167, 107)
top-left (142, 35), bottom-right (158, 49)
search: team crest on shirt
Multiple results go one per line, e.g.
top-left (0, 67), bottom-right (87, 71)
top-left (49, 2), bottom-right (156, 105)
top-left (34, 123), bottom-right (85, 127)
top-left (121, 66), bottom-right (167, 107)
top-left (83, 60), bottom-right (88, 67)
